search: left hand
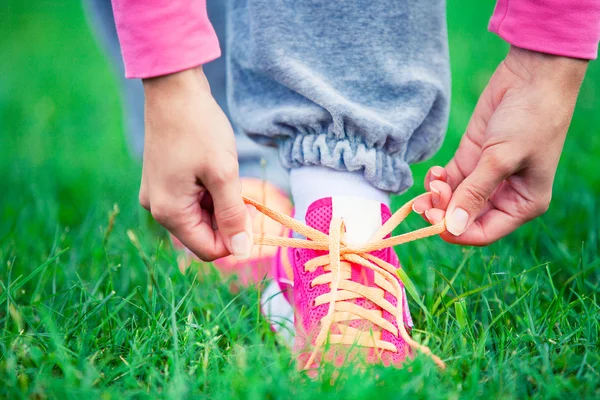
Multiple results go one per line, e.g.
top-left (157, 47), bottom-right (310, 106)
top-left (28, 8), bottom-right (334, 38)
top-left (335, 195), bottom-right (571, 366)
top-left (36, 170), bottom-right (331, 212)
top-left (140, 66), bottom-right (255, 261)
top-left (414, 46), bottom-right (588, 245)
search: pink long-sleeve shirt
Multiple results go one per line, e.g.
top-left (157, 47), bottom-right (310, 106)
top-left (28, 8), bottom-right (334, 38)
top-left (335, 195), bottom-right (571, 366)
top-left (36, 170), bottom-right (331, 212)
top-left (112, 0), bottom-right (600, 79)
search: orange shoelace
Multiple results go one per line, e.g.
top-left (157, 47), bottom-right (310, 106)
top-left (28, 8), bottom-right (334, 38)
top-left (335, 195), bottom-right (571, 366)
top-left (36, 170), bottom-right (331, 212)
top-left (243, 195), bottom-right (447, 370)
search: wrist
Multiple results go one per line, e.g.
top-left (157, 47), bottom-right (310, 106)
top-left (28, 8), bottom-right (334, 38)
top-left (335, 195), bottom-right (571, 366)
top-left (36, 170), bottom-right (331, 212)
top-left (143, 66), bottom-right (212, 98)
top-left (505, 46), bottom-right (588, 88)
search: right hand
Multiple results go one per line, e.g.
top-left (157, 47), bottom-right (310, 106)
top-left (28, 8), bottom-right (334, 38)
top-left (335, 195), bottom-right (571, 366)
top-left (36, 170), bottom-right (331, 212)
top-left (413, 47), bottom-right (587, 246)
top-left (140, 66), bottom-right (253, 261)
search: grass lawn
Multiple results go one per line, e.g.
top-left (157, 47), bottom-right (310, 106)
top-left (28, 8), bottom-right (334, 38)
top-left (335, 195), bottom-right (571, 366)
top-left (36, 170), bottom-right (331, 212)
top-left (1, 1), bottom-right (599, 398)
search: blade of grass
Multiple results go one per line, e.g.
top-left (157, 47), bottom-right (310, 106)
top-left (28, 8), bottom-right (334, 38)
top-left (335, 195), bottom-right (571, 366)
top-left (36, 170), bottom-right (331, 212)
top-left (396, 267), bottom-right (431, 319)
top-left (0, 248), bottom-right (69, 304)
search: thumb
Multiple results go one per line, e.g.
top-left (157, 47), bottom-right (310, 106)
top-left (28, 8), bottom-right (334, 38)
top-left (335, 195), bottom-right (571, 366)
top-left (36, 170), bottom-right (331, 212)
top-left (204, 169), bottom-right (253, 259)
top-left (445, 152), bottom-right (512, 236)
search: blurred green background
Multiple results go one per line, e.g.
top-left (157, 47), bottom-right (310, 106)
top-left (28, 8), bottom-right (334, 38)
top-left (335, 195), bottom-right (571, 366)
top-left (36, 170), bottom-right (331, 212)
top-left (1, 0), bottom-right (599, 398)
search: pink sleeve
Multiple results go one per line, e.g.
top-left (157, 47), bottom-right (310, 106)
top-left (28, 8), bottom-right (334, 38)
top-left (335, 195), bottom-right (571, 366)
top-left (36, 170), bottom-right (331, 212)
top-left (490, 0), bottom-right (600, 60)
top-left (111, 0), bottom-right (221, 79)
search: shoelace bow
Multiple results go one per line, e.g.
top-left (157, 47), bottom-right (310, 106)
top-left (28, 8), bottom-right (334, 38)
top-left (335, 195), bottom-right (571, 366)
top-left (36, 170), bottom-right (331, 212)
top-left (243, 195), bottom-right (447, 370)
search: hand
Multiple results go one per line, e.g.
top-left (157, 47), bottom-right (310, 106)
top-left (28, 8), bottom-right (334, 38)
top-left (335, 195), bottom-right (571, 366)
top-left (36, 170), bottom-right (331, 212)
top-left (140, 66), bottom-right (254, 260)
top-left (414, 46), bottom-right (588, 245)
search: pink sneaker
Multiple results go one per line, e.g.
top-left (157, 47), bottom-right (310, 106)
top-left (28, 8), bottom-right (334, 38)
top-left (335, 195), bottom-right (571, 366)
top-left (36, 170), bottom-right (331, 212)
top-left (287, 196), bottom-right (445, 371)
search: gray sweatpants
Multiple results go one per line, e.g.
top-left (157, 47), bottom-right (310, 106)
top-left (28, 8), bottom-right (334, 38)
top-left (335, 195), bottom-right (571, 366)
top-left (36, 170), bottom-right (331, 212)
top-left (88, 0), bottom-right (450, 194)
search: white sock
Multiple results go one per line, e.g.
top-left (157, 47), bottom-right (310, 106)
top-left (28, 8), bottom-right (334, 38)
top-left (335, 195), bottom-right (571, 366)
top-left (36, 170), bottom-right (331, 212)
top-left (290, 166), bottom-right (390, 224)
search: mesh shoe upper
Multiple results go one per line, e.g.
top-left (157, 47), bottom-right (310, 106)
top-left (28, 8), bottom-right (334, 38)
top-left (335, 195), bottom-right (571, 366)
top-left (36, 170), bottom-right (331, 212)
top-left (291, 197), bottom-right (413, 368)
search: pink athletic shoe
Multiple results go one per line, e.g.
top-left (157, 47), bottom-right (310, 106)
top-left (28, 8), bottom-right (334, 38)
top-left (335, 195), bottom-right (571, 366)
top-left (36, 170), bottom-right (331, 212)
top-left (292, 196), bottom-right (416, 370)
top-left (244, 192), bottom-right (446, 372)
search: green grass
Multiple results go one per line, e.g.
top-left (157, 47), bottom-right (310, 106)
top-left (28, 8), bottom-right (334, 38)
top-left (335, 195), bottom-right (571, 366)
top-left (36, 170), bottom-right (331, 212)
top-left (1, 0), bottom-right (599, 398)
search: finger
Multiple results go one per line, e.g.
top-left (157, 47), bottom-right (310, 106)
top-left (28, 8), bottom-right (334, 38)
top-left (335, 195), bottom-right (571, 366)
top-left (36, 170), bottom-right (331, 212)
top-left (442, 179), bottom-right (548, 245)
top-left (445, 150), bottom-right (514, 236)
top-left (429, 180), bottom-right (452, 210)
top-left (151, 197), bottom-right (230, 261)
top-left (424, 166), bottom-right (447, 191)
top-left (427, 190), bottom-right (495, 231)
top-left (139, 176), bottom-right (150, 211)
top-left (203, 165), bottom-right (253, 260)
top-left (443, 157), bottom-right (465, 191)
top-left (443, 133), bottom-right (482, 192)
top-left (412, 193), bottom-right (433, 215)
top-left (439, 208), bottom-right (526, 246)
top-left (424, 208), bottom-right (445, 225)
top-left (413, 180), bottom-right (452, 216)
top-left (170, 233), bottom-right (186, 250)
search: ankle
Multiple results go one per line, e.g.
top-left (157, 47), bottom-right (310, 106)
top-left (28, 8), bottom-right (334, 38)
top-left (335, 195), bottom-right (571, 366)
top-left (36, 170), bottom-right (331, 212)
top-left (290, 166), bottom-right (390, 223)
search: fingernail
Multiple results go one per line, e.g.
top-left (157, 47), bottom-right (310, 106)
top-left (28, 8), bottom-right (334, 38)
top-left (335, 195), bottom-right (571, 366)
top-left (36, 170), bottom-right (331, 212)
top-left (230, 232), bottom-right (251, 259)
top-left (430, 183), bottom-right (441, 207)
top-left (447, 208), bottom-right (469, 236)
top-left (431, 167), bottom-right (443, 179)
top-left (424, 209), bottom-right (433, 221)
top-left (412, 203), bottom-right (424, 215)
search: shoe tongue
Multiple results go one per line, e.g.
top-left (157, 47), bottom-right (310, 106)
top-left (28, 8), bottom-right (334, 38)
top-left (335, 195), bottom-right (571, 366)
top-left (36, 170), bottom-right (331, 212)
top-left (305, 196), bottom-right (390, 247)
